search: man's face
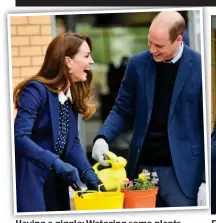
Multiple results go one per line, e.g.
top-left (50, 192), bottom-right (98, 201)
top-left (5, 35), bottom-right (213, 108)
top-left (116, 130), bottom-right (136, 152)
top-left (148, 26), bottom-right (182, 62)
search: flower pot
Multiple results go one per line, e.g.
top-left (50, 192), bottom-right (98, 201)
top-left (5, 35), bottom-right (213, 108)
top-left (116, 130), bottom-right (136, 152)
top-left (122, 187), bottom-right (158, 208)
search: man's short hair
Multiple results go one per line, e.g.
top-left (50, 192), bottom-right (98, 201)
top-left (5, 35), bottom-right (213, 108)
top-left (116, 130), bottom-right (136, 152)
top-left (169, 19), bottom-right (185, 43)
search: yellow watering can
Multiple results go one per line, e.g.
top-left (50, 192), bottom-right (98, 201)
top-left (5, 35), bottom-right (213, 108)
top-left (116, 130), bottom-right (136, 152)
top-left (93, 151), bottom-right (127, 191)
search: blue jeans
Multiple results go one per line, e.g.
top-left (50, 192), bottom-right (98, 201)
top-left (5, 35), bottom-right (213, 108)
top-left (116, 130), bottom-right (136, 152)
top-left (137, 165), bottom-right (197, 207)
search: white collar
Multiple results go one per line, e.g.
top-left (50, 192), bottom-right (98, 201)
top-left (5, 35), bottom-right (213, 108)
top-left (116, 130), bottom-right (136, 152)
top-left (58, 87), bottom-right (73, 104)
top-left (169, 42), bottom-right (184, 64)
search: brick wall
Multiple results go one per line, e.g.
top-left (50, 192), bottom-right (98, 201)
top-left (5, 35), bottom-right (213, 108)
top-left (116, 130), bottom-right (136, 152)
top-left (10, 15), bottom-right (53, 117)
top-left (10, 15), bottom-right (53, 89)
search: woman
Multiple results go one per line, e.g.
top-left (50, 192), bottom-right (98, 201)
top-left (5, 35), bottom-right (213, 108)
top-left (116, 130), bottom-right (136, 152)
top-left (13, 32), bottom-right (105, 212)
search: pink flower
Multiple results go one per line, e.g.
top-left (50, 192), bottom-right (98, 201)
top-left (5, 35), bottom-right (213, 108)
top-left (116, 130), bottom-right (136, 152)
top-left (124, 178), bottom-right (133, 187)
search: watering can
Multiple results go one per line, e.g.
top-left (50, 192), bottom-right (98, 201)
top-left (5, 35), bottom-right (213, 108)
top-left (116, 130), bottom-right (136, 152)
top-left (93, 151), bottom-right (127, 191)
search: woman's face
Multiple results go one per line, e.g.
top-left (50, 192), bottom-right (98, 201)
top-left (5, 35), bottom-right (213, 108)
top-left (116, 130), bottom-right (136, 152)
top-left (65, 41), bottom-right (94, 83)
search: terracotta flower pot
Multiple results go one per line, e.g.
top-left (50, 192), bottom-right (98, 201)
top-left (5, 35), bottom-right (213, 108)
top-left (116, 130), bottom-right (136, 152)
top-left (122, 187), bottom-right (159, 208)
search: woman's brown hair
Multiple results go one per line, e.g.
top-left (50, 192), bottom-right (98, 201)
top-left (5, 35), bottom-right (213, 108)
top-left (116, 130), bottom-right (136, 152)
top-left (13, 32), bottom-right (96, 120)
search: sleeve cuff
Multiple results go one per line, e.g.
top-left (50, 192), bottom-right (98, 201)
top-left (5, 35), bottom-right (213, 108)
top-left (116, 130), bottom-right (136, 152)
top-left (93, 135), bottom-right (109, 144)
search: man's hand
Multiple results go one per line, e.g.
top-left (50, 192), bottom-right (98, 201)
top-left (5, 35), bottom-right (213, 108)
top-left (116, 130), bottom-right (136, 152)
top-left (92, 138), bottom-right (109, 166)
top-left (197, 183), bottom-right (206, 206)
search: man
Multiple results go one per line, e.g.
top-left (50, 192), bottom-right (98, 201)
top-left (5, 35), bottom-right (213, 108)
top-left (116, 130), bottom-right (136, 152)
top-left (92, 11), bottom-right (206, 207)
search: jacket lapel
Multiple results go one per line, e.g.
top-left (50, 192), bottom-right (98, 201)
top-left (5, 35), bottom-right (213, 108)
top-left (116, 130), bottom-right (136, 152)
top-left (48, 90), bottom-right (59, 147)
top-left (168, 45), bottom-right (192, 122)
top-left (64, 104), bottom-right (78, 158)
top-left (145, 55), bottom-right (156, 122)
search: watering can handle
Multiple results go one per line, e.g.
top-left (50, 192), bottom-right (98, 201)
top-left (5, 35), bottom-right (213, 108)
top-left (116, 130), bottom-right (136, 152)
top-left (74, 183), bottom-right (121, 199)
top-left (74, 190), bottom-right (99, 198)
top-left (98, 183), bottom-right (121, 192)
top-left (93, 160), bottom-right (113, 174)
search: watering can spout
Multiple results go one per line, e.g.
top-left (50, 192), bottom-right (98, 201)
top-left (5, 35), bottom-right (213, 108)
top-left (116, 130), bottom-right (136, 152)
top-left (93, 151), bottom-right (127, 191)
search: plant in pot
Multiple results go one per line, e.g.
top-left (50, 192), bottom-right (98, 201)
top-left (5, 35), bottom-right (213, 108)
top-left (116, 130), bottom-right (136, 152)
top-left (122, 169), bottom-right (159, 209)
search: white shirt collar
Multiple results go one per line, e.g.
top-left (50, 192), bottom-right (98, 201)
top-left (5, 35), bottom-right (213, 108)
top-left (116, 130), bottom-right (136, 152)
top-left (168, 42), bottom-right (184, 64)
top-left (58, 87), bottom-right (73, 104)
